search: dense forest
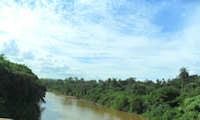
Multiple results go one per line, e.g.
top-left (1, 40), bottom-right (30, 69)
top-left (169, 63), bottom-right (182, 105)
top-left (0, 54), bottom-right (47, 120)
top-left (1, 53), bottom-right (200, 120)
top-left (41, 68), bottom-right (200, 120)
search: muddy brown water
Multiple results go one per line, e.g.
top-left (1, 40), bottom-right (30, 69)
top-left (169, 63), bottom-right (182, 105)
top-left (41, 92), bottom-right (148, 120)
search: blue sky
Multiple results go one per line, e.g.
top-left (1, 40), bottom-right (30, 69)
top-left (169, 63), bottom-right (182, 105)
top-left (0, 0), bottom-right (200, 81)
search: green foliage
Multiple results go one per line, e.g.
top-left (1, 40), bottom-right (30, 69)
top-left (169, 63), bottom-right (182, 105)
top-left (147, 86), bottom-right (180, 106)
top-left (147, 103), bottom-right (172, 119)
top-left (0, 98), bottom-right (5, 116)
top-left (177, 95), bottom-right (200, 119)
top-left (163, 108), bottom-right (177, 120)
top-left (195, 78), bottom-right (200, 85)
top-left (0, 54), bottom-right (46, 119)
top-left (111, 94), bottom-right (129, 111)
top-left (183, 95), bottom-right (200, 112)
top-left (131, 83), bottom-right (147, 95)
top-left (179, 67), bottom-right (189, 80)
top-left (174, 86), bottom-right (200, 105)
top-left (0, 54), bottom-right (6, 60)
top-left (184, 82), bottom-right (198, 92)
top-left (41, 66), bottom-right (200, 120)
top-left (129, 95), bottom-right (143, 114)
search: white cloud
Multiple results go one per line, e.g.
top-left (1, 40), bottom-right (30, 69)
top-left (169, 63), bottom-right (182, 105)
top-left (181, 13), bottom-right (185, 16)
top-left (0, 0), bottom-right (200, 81)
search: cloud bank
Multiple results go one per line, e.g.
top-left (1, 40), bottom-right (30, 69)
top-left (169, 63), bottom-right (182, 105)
top-left (0, 0), bottom-right (200, 80)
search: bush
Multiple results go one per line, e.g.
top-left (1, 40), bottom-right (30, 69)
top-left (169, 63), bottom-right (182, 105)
top-left (111, 95), bottom-right (129, 111)
top-left (148, 104), bottom-right (172, 117)
top-left (184, 82), bottom-right (198, 92)
top-left (147, 86), bottom-right (180, 106)
top-left (177, 95), bottom-right (200, 119)
top-left (163, 108), bottom-right (177, 120)
top-left (129, 95), bottom-right (143, 114)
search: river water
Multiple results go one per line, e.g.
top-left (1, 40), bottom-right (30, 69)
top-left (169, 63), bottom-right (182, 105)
top-left (40, 92), bottom-right (147, 120)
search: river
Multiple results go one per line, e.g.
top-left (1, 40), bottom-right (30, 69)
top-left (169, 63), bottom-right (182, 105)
top-left (40, 92), bottom-right (148, 120)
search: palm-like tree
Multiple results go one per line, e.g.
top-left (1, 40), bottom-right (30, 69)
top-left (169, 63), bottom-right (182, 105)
top-left (179, 67), bottom-right (189, 82)
top-left (179, 67), bottom-right (189, 91)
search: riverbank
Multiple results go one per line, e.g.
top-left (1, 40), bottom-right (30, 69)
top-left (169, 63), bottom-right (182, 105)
top-left (42, 92), bottom-right (150, 120)
top-left (59, 94), bottom-right (76, 99)
top-left (49, 91), bottom-right (149, 120)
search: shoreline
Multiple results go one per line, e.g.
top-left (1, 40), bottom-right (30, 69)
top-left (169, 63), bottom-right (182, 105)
top-left (58, 94), bottom-right (76, 99)
top-left (51, 92), bottom-right (149, 120)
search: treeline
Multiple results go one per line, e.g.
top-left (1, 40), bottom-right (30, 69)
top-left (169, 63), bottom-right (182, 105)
top-left (41, 68), bottom-right (200, 120)
top-left (0, 54), bottom-right (47, 120)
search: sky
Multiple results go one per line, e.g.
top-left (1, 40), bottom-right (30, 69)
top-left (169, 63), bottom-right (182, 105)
top-left (0, 0), bottom-right (200, 81)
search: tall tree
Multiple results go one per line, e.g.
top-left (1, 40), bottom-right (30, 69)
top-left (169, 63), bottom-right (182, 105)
top-left (0, 54), bottom-right (6, 60)
top-left (179, 67), bottom-right (189, 91)
top-left (179, 67), bottom-right (189, 82)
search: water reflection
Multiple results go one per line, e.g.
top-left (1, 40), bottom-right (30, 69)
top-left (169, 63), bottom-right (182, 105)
top-left (40, 93), bottom-right (67, 120)
top-left (41, 92), bottom-right (147, 120)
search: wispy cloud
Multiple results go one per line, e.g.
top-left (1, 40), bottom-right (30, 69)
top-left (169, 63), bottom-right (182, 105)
top-left (0, 0), bottom-right (200, 80)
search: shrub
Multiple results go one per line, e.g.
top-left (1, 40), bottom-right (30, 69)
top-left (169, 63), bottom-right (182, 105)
top-left (129, 95), bottom-right (143, 114)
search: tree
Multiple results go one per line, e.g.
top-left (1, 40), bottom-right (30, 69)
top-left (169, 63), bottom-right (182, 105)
top-left (111, 78), bottom-right (118, 88)
top-left (126, 77), bottom-right (136, 88)
top-left (131, 83), bottom-right (147, 95)
top-left (179, 67), bottom-right (189, 82)
top-left (107, 78), bottom-right (111, 84)
top-left (0, 54), bottom-right (6, 60)
top-left (0, 55), bottom-right (46, 119)
top-left (112, 95), bottom-right (129, 111)
top-left (179, 67), bottom-right (189, 91)
top-left (184, 82), bottom-right (197, 92)
top-left (147, 86), bottom-right (180, 106)
top-left (129, 95), bottom-right (144, 113)
top-left (155, 79), bottom-right (162, 88)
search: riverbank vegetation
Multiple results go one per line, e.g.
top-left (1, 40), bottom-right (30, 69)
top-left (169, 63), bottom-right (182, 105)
top-left (0, 54), bottom-right (47, 120)
top-left (41, 67), bottom-right (200, 120)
